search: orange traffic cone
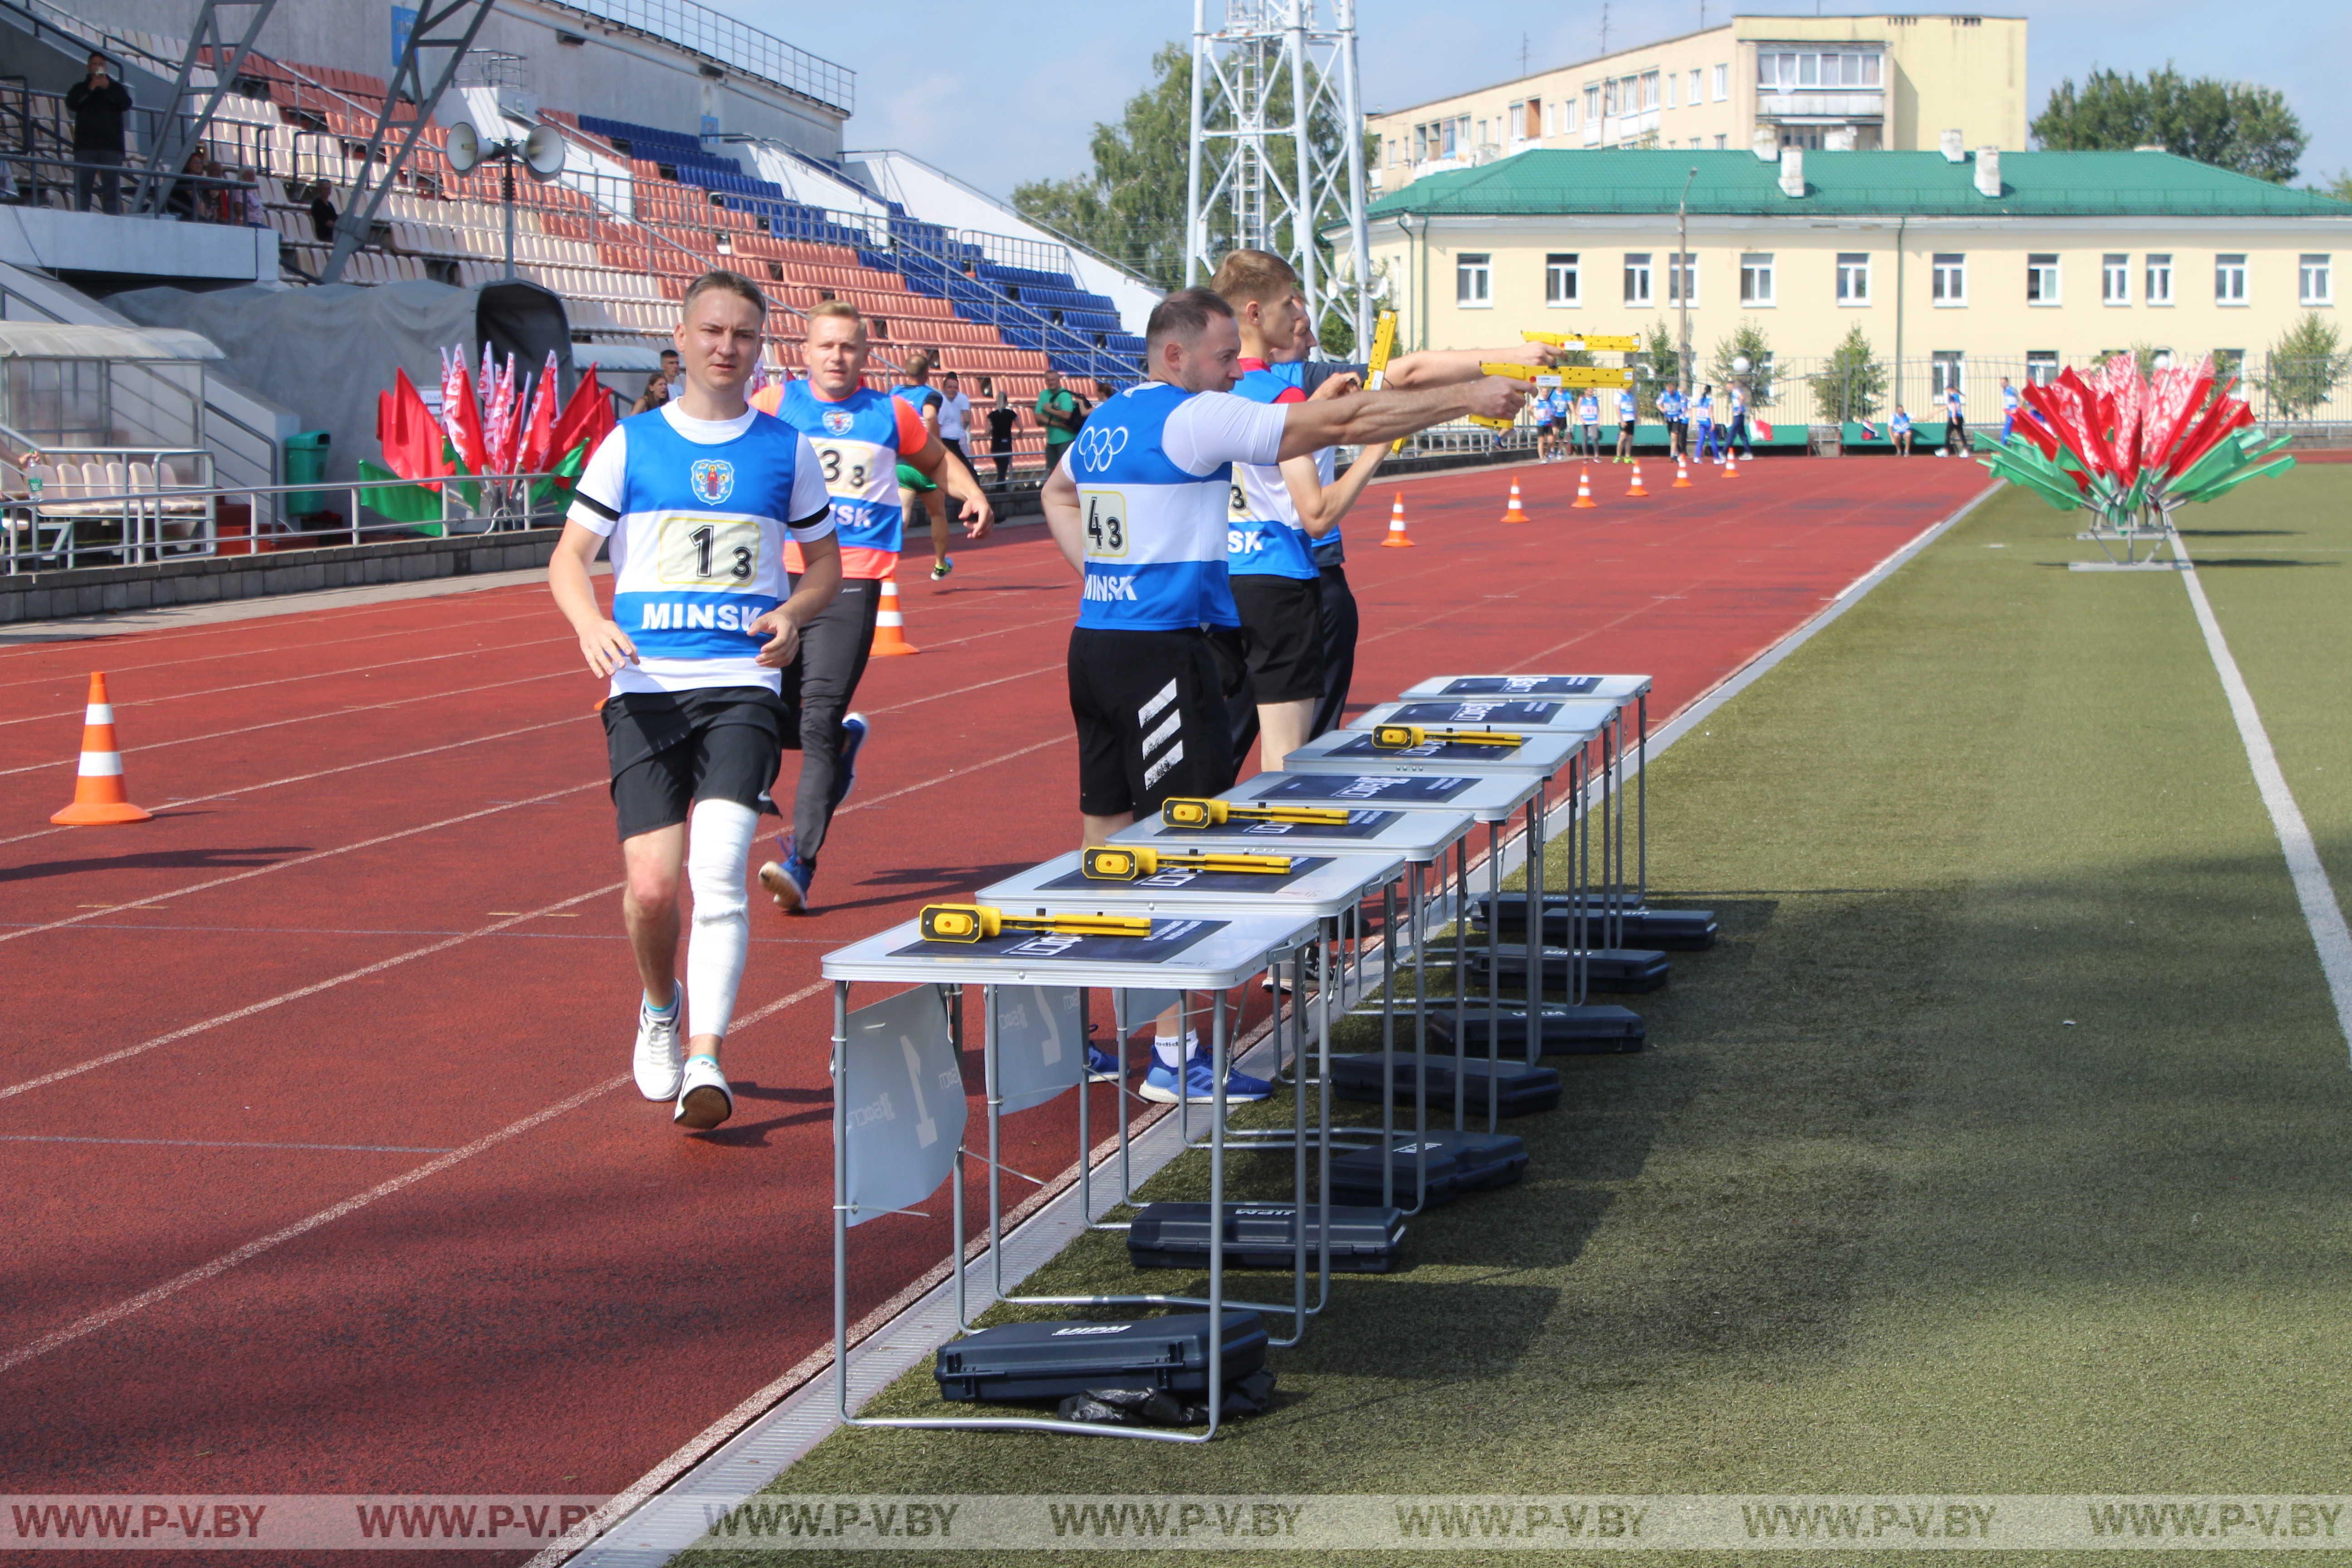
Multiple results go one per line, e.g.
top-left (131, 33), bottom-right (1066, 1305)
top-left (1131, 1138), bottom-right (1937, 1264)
top-left (1723, 450), bottom-right (1739, 480)
top-left (51, 672), bottom-right (151, 825)
top-left (1627, 462), bottom-right (1649, 498)
top-left (868, 573), bottom-right (918, 656)
top-left (1380, 493), bottom-right (1415, 547)
top-left (1500, 478), bottom-right (1530, 524)
top-left (1571, 468), bottom-right (1597, 509)
top-left (1672, 456), bottom-right (1693, 488)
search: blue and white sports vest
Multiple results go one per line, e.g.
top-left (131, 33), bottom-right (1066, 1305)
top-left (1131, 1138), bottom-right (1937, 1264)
top-left (1225, 365), bottom-right (1320, 582)
top-left (1070, 382), bottom-right (1241, 632)
top-left (1264, 359), bottom-right (1346, 562)
top-left (598, 408), bottom-right (826, 695)
top-left (771, 381), bottom-right (906, 569)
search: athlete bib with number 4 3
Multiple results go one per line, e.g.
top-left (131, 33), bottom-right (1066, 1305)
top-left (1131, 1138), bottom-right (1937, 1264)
top-left (1080, 489), bottom-right (1129, 559)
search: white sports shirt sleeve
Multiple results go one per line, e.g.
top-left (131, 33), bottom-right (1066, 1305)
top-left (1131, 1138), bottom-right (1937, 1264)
top-left (785, 432), bottom-right (835, 531)
top-left (1160, 390), bottom-right (1289, 475)
top-left (568, 426), bottom-right (629, 536)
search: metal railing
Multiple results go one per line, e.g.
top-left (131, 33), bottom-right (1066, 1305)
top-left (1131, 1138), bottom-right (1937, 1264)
top-left (2, 444), bottom-right (215, 572)
top-left (541, 0), bottom-right (854, 113)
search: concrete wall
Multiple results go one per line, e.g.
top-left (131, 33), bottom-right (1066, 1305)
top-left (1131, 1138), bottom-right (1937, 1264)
top-left (56, 0), bottom-right (847, 158)
top-left (0, 206), bottom-right (276, 284)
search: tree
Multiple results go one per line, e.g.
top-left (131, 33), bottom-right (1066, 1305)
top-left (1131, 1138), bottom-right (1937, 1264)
top-left (1637, 322), bottom-right (1679, 417)
top-left (2032, 64), bottom-right (2307, 185)
top-left (1810, 323), bottom-right (1886, 423)
top-left (1013, 43), bottom-right (1194, 290)
top-left (2258, 313), bottom-right (2352, 420)
top-left (2323, 171), bottom-right (2352, 204)
top-left (1710, 321), bottom-right (1774, 408)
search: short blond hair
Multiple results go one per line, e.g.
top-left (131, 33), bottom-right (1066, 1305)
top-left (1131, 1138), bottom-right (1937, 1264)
top-left (806, 299), bottom-right (864, 336)
top-left (1209, 249), bottom-right (1299, 309)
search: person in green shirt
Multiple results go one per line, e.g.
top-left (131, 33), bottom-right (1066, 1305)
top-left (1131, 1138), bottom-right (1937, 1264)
top-left (1034, 370), bottom-right (1081, 479)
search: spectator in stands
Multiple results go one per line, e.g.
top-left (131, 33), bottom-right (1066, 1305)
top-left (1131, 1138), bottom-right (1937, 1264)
top-left (935, 371), bottom-right (974, 477)
top-left (985, 388), bottom-right (1019, 490)
top-left (1034, 370), bottom-right (1080, 480)
top-left (307, 181), bottom-right (339, 242)
top-left (661, 348), bottom-right (684, 403)
top-left (630, 372), bottom-right (669, 415)
top-left (165, 148), bottom-right (210, 222)
top-left (67, 53), bottom-right (131, 216)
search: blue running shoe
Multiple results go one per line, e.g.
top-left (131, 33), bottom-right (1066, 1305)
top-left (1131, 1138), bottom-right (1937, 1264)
top-left (757, 833), bottom-right (814, 914)
top-left (828, 712), bottom-right (869, 817)
top-left (1086, 1044), bottom-right (1122, 1083)
top-left (1140, 1052), bottom-right (1274, 1105)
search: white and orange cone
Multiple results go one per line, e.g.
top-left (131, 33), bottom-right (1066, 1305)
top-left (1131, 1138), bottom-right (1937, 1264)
top-left (1627, 461), bottom-right (1649, 498)
top-left (1672, 456), bottom-right (1693, 488)
top-left (51, 671), bottom-right (151, 825)
top-left (1571, 467), bottom-right (1597, 509)
top-left (868, 573), bottom-right (918, 656)
top-left (1500, 478), bottom-right (1530, 524)
top-left (1723, 450), bottom-right (1740, 480)
top-left (1380, 493), bottom-right (1415, 547)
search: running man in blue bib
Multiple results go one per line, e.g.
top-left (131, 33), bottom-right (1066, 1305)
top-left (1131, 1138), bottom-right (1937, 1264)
top-left (549, 270), bottom-right (841, 1132)
top-left (1657, 382), bottom-right (1689, 460)
top-left (1999, 376), bottom-right (2019, 443)
top-left (1040, 286), bottom-right (1524, 1102)
top-left (1577, 390), bottom-right (1602, 460)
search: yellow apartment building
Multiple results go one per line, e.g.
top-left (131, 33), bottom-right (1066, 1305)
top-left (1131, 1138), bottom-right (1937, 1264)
top-left (1368, 12), bottom-right (2028, 194)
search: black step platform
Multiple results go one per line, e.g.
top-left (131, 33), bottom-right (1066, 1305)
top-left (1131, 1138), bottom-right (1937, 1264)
top-left (1127, 1202), bottom-right (1407, 1274)
top-left (1329, 1131), bottom-right (1526, 1206)
top-left (1475, 892), bottom-right (1718, 951)
top-left (1464, 941), bottom-right (1671, 995)
top-left (1329, 1052), bottom-right (1562, 1116)
top-left (1428, 1001), bottom-right (1646, 1055)
top-left (936, 1311), bottom-right (1268, 1403)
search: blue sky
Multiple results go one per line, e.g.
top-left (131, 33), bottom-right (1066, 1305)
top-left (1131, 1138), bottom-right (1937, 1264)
top-left (745, 2), bottom-right (2350, 195)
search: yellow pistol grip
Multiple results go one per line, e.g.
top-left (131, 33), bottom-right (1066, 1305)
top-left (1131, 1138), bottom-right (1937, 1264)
top-left (919, 904), bottom-right (998, 942)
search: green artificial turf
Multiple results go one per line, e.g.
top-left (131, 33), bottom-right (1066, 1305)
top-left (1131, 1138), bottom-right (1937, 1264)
top-left (701, 471), bottom-right (2352, 1565)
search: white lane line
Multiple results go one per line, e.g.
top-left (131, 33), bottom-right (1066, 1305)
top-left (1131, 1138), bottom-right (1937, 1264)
top-left (0, 881), bottom-right (622, 1099)
top-left (0, 667), bottom-right (577, 779)
top-left (0, 1073), bottom-right (629, 1379)
top-left (0, 630), bottom-right (569, 730)
top-left (2174, 532), bottom-right (2352, 1058)
top-left (835, 735), bottom-right (1062, 816)
top-left (0, 1135), bottom-right (456, 1153)
top-left (0, 979), bottom-right (833, 1379)
top-left (0, 777), bottom-right (605, 946)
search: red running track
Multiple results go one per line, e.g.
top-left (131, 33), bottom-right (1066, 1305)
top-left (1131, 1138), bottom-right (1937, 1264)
top-left (0, 456), bottom-right (1987, 1535)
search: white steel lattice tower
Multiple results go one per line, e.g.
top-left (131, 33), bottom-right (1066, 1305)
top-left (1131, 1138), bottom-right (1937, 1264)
top-left (1184, 0), bottom-right (1374, 353)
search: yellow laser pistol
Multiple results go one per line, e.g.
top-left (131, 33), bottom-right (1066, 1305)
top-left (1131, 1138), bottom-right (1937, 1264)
top-left (1471, 363), bottom-right (1633, 428)
top-left (1161, 798), bottom-right (1352, 828)
top-left (1523, 330), bottom-right (1642, 353)
top-left (918, 904), bottom-right (1154, 943)
top-left (1371, 725), bottom-right (1526, 751)
top-left (1082, 847), bottom-right (1295, 880)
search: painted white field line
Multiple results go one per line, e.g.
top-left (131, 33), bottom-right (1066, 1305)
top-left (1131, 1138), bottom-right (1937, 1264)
top-left (0, 1134), bottom-right (456, 1153)
top-left (0, 979), bottom-right (834, 1379)
top-left (834, 735), bottom-right (1062, 816)
top-left (2174, 532), bottom-right (2352, 1058)
top-left (0, 879), bottom-right (621, 1100)
top-left (0, 629), bottom-right (569, 730)
top-left (0, 666), bottom-right (576, 779)
top-left (0, 602), bottom-right (551, 692)
top-left (0, 776), bottom-right (604, 943)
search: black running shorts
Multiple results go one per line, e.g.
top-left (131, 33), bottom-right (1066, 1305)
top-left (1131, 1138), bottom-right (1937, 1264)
top-left (603, 685), bottom-right (799, 842)
top-left (1067, 626), bottom-right (1242, 818)
top-left (1229, 573), bottom-right (1325, 706)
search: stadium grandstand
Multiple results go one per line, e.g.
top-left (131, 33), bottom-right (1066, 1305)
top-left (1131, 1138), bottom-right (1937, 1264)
top-left (0, 0), bottom-right (1151, 573)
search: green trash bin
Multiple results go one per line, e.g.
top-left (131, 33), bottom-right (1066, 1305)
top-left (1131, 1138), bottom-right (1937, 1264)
top-left (284, 430), bottom-right (331, 517)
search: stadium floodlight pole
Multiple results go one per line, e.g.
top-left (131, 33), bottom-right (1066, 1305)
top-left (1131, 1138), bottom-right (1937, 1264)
top-left (1186, 0), bottom-right (1208, 284)
top-left (1677, 165), bottom-right (1696, 392)
top-left (320, 0), bottom-right (496, 286)
top-left (1288, 2), bottom-right (1317, 327)
top-left (1337, 0), bottom-right (1372, 355)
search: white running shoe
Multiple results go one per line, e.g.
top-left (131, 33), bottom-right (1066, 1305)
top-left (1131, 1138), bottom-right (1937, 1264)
top-left (675, 1054), bottom-right (734, 1130)
top-left (633, 986), bottom-right (683, 1101)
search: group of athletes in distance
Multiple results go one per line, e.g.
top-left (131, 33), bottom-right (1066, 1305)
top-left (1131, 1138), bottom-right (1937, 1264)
top-left (549, 255), bottom-right (1547, 1130)
top-left (1526, 368), bottom-right (1999, 466)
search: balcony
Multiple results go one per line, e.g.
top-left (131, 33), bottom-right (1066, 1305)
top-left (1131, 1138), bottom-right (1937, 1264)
top-left (1755, 88), bottom-right (1885, 125)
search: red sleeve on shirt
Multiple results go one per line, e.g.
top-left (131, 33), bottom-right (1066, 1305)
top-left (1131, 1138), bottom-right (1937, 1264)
top-left (893, 397), bottom-right (930, 457)
top-left (1273, 386), bottom-right (1307, 405)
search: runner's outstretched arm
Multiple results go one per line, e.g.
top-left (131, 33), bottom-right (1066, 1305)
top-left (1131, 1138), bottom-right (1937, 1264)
top-left (1385, 340), bottom-right (1562, 388)
top-left (1281, 441), bottom-right (1388, 539)
top-left (1276, 377), bottom-right (1524, 459)
top-left (905, 430), bottom-right (996, 539)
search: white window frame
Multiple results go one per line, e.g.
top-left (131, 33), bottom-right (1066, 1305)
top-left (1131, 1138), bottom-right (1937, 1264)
top-left (2215, 253), bottom-right (2248, 306)
top-left (1666, 251), bottom-right (1698, 305)
top-left (1714, 133), bottom-right (1726, 149)
top-left (1641, 70), bottom-right (1660, 111)
top-left (1739, 253), bottom-right (1775, 306)
top-left (1689, 68), bottom-right (1703, 104)
top-left (1931, 352), bottom-right (1965, 400)
top-left (1623, 252), bottom-right (1653, 306)
top-left (2025, 351), bottom-right (2059, 387)
top-left (1663, 74), bottom-right (1676, 109)
top-left (1713, 63), bottom-right (1729, 101)
top-left (1455, 252), bottom-right (1492, 309)
top-left (1584, 84), bottom-right (1601, 125)
top-left (1836, 252), bottom-right (1870, 305)
top-left (2101, 253), bottom-right (2130, 306)
top-left (2146, 253), bottom-right (2173, 307)
top-left (1545, 252), bottom-right (1581, 308)
top-left (1931, 252), bottom-right (1967, 307)
top-left (2026, 253), bottom-right (2061, 307)
top-left (2301, 253), bottom-right (2332, 306)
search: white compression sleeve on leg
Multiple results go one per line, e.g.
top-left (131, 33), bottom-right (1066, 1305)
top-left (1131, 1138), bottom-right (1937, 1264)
top-left (683, 797), bottom-right (759, 1042)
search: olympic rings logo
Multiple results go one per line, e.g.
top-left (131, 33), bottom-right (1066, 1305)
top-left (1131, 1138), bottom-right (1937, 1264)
top-left (1072, 425), bottom-right (1129, 473)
